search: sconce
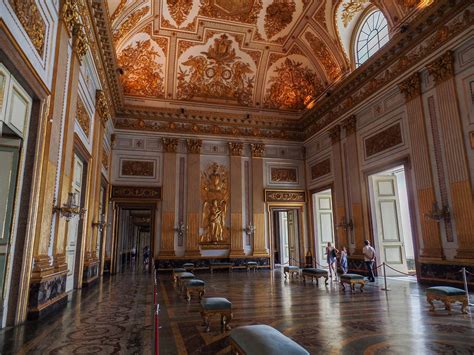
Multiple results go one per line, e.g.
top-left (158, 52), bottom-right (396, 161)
top-left (53, 192), bottom-right (86, 221)
top-left (92, 213), bottom-right (107, 232)
top-left (244, 224), bottom-right (256, 236)
top-left (425, 202), bottom-right (450, 223)
top-left (336, 217), bottom-right (354, 231)
top-left (174, 220), bottom-right (187, 238)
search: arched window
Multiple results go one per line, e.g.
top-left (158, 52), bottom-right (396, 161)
top-left (355, 10), bottom-right (389, 67)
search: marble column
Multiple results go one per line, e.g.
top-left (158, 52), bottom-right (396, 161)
top-left (251, 144), bottom-right (268, 256)
top-left (427, 51), bottom-right (474, 259)
top-left (398, 72), bottom-right (444, 259)
top-left (329, 125), bottom-right (348, 249)
top-left (341, 116), bottom-right (364, 255)
top-left (229, 143), bottom-right (245, 257)
top-left (159, 138), bottom-right (178, 257)
top-left (185, 139), bottom-right (202, 257)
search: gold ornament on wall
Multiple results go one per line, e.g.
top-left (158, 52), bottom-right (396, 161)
top-left (341, 0), bottom-right (369, 27)
top-left (96, 90), bottom-right (111, 124)
top-left (76, 97), bottom-right (90, 138)
top-left (200, 163), bottom-right (229, 244)
top-left (113, 6), bottom-right (149, 44)
top-left (228, 142), bottom-right (244, 156)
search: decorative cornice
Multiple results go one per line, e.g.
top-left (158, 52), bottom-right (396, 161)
top-left (228, 142), bottom-right (244, 156)
top-left (398, 72), bottom-right (422, 102)
top-left (96, 90), bottom-right (110, 125)
top-left (426, 50), bottom-right (455, 85)
top-left (250, 143), bottom-right (265, 158)
top-left (329, 125), bottom-right (341, 144)
top-left (162, 138), bottom-right (178, 153)
top-left (186, 139), bottom-right (202, 154)
top-left (342, 115), bottom-right (357, 136)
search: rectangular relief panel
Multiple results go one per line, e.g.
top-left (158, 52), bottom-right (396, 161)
top-left (264, 190), bottom-right (306, 203)
top-left (379, 200), bottom-right (401, 241)
top-left (310, 158), bottom-right (331, 180)
top-left (364, 123), bottom-right (403, 158)
top-left (120, 159), bottom-right (155, 178)
top-left (111, 186), bottom-right (161, 200)
top-left (270, 167), bottom-right (298, 184)
top-left (383, 246), bottom-right (403, 264)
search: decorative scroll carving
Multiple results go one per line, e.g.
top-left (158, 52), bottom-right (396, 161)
top-left (250, 143), bottom-right (265, 157)
top-left (304, 32), bottom-right (341, 81)
top-left (167, 0), bottom-right (193, 27)
top-left (311, 158), bottom-right (331, 180)
top-left (162, 138), bottom-right (179, 153)
top-left (264, 0), bottom-right (296, 39)
top-left (110, 0), bottom-right (127, 23)
top-left (199, 0), bottom-right (263, 24)
top-left (113, 6), bottom-right (149, 44)
top-left (265, 189), bottom-right (305, 203)
top-left (111, 186), bottom-right (161, 199)
top-left (365, 123), bottom-right (403, 157)
top-left (121, 160), bottom-right (154, 177)
top-left (62, 0), bottom-right (81, 34)
top-left (427, 51), bottom-right (455, 85)
top-left (341, 0), bottom-right (369, 27)
top-left (398, 72), bottom-right (421, 102)
top-left (270, 168), bottom-right (297, 183)
top-left (101, 147), bottom-right (109, 171)
top-left (228, 142), bottom-right (244, 156)
top-left (186, 139), bottom-right (202, 154)
top-left (76, 98), bottom-right (90, 137)
top-left (95, 90), bottom-right (110, 124)
top-left (72, 23), bottom-right (88, 59)
top-left (342, 115), bottom-right (357, 136)
top-left (9, 0), bottom-right (46, 56)
top-left (329, 125), bottom-right (341, 144)
top-left (200, 163), bottom-right (229, 244)
top-left (265, 58), bottom-right (323, 110)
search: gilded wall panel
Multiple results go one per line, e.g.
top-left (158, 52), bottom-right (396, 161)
top-left (76, 97), bottom-right (90, 138)
top-left (120, 160), bottom-right (155, 177)
top-left (310, 158), bottom-right (331, 180)
top-left (364, 123), bottom-right (403, 158)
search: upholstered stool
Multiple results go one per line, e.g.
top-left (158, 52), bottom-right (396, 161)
top-left (200, 297), bottom-right (233, 332)
top-left (284, 266), bottom-right (300, 279)
top-left (302, 268), bottom-right (328, 285)
top-left (183, 279), bottom-right (205, 301)
top-left (340, 273), bottom-right (365, 292)
top-left (229, 325), bottom-right (309, 355)
top-left (172, 268), bottom-right (186, 282)
top-left (247, 261), bottom-right (258, 272)
top-left (176, 272), bottom-right (195, 288)
top-left (426, 286), bottom-right (468, 314)
top-left (183, 263), bottom-right (195, 271)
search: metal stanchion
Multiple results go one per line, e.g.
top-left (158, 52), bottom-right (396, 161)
top-left (381, 262), bottom-right (390, 291)
top-left (155, 304), bottom-right (160, 355)
top-left (461, 267), bottom-right (473, 309)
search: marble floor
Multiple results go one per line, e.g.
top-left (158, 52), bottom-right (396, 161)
top-left (0, 269), bottom-right (473, 354)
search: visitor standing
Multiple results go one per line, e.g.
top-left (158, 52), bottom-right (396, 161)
top-left (340, 246), bottom-right (348, 274)
top-left (326, 242), bottom-right (338, 280)
top-left (362, 240), bottom-right (376, 282)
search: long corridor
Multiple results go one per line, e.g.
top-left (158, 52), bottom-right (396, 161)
top-left (0, 271), bottom-right (153, 354)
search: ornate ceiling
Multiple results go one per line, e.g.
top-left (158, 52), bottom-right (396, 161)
top-left (101, 0), bottom-right (435, 139)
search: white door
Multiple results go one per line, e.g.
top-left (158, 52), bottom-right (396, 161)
top-left (66, 155), bottom-right (83, 292)
top-left (279, 212), bottom-right (289, 266)
top-left (370, 175), bottom-right (408, 275)
top-left (313, 191), bottom-right (335, 267)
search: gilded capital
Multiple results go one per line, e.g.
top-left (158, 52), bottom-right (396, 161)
top-left (61, 0), bottom-right (81, 35)
top-left (72, 23), bottom-right (88, 59)
top-left (228, 142), bottom-right (244, 156)
top-left (426, 51), bottom-right (454, 85)
top-left (162, 138), bottom-right (178, 153)
top-left (398, 72), bottom-right (421, 102)
top-left (250, 143), bottom-right (265, 158)
top-left (329, 125), bottom-right (341, 145)
top-left (186, 139), bottom-right (202, 154)
top-left (95, 90), bottom-right (110, 125)
top-left (342, 115), bottom-right (357, 136)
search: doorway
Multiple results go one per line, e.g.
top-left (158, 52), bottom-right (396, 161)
top-left (272, 209), bottom-right (300, 267)
top-left (312, 189), bottom-right (335, 268)
top-left (368, 165), bottom-right (416, 276)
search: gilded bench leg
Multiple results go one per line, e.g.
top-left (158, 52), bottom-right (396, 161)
top-left (186, 289), bottom-right (191, 301)
top-left (359, 281), bottom-right (365, 292)
top-left (427, 294), bottom-right (436, 311)
top-left (461, 298), bottom-right (468, 314)
top-left (284, 271), bottom-right (289, 279)
top-left (201, 312), bottom-right (211, 332)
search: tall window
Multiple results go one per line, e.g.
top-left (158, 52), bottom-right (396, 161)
top-left (355, 10), bottom-right (389, 67)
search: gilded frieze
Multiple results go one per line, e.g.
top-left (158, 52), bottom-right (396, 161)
top-left (113, 6), bottom-right (149, 44)
top-left (264, 0), bottom-right (296, 40)
top-left (121, 160), bottom-right (155, 177)
top-left (365, 123), bottom-right (403, 158)
top-left (177, 34), bottom-right (255, 105)
top-left (76, 97), bottom-right (90, 138)
top-left (111, 186), bottom-right (161, 199)
top-left (265, 190), bottom-right (305, 203)
top-left (304, 32), bottom-right (342, 81)
top-left (270, 168), bottom-right (297, 183)
top-left (311, 158), bottom-right (331, 180)
top-left (265, 58), bottom-right (322, 110)
top-left (199, 0), bottom-right (263, 24)
top-left (167, 0), bottom-right (193, 27)
top-left (9, 0), bottom-right (46, 56)
top-left (117, 39), bottom-right (165, 97)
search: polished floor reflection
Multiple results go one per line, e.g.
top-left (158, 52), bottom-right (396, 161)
top-left (159, 269), bottom-right (474, 354)
top-left (0, 271), bottom-right (153, 354)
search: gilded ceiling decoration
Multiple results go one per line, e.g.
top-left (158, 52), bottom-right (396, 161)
top-left (167, 0), bottom-right (193, 26)
top-left (264, 0), bottom-right (296, 39)
top-left (341, 0), bottom-right (369, 27)
top-left (113, 6), bottom-right (149, 44)
top-left (265, 57), bottom-right (322, 110)
top-left (200, 0), bottom-right (263, 24)
top-left (304, 32), bottom-right (342, 81)
top-left (177, 34), bottom-right (255, 105)
top-left (117, 39), bottom-right (165, 97)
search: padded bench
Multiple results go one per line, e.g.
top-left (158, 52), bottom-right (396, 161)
top-left (183, 263), bottom-right (195, 271)
top-left (284, 266), bottom-right (300, 279)
top-left (209, 262), bottom-right (233, 273)
top-left (175, 272), bottom-right (195, 288)
top-left (182, 279), bottom-right (205, 301)
top-left (247, 261), bottom-right (258, 272)
top-left (426, 286), bottom-right (468, 314)
top-left (172, 268), bottom-right (186, 282)
top-left (200, 297), bottom-right (233, 332)
top-left (229, 325), bottom-right (309, 355)
top-left (340, 273), bottom-right (365, 292)
top-left (302, 268), bottom-right (328, 285)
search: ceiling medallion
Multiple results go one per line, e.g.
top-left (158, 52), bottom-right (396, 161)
top-left (177, 34), bottom-right (255, 105)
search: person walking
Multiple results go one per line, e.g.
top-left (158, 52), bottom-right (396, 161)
top-left (340, 246), bottom-right (348, 274)
top-left (325, 242), bottom-right (338, 280)
top-left (362, 240), bottom-right (376, 282)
